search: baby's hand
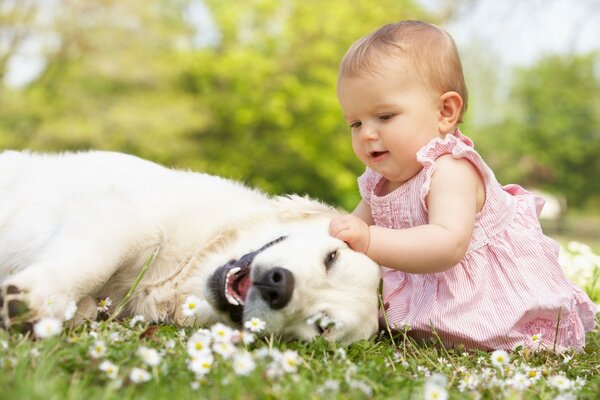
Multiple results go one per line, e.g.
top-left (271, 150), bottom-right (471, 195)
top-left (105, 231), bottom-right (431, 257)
top-left (329, 215), bottom-right (370, 254)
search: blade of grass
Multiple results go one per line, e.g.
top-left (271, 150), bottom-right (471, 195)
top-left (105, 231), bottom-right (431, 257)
top-left (106, 247), bottom-right (160, 323)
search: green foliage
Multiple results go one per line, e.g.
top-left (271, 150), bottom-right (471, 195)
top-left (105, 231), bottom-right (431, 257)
top-left (0, 0), bottom-right (427, 210)
top-left (475, 54), bottom-right (600, 209)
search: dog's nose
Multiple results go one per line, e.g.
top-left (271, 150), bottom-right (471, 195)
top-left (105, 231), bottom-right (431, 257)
top-left (254, 267), bottom-right (294, 309)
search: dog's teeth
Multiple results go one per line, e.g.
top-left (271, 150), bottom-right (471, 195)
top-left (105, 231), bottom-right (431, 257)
top-left (224, 267), bottom-right (242, 305)
top-left (227, 267), bottom-right (241, 278)
top-left (225, 292), bottom-right (239, 306)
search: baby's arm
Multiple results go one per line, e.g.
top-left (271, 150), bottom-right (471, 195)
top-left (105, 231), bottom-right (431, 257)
top-left (331, 155), bottom-right (482, 273)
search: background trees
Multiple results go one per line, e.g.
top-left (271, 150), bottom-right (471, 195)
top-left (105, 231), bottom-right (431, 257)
top-left (1, 0), bottom-right (599, 211)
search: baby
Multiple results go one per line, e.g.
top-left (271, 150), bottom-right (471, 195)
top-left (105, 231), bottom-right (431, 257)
top-left (329, 20), bottom-right (596, 351)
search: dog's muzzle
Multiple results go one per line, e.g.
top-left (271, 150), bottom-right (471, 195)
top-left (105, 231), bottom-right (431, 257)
top-left (207, 236), bottom-right (290, 324)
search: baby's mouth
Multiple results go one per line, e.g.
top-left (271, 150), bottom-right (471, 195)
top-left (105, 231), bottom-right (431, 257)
top-left (369, 151), bottom-right (388, 159)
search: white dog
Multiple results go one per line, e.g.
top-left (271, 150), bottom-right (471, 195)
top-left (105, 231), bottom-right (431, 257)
top-left (0, 150), bottom-right (380, 343)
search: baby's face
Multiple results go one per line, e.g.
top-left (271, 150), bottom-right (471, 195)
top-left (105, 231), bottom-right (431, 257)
top-left (337, 63), bottom-right (443, 187)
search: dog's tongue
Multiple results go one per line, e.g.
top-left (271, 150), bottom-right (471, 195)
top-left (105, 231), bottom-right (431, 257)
top-left (235, 274), bottom-right (252, 301)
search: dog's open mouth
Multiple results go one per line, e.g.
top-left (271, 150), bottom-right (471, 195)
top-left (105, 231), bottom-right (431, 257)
top-left (224, 263), bottom-right (252, 306)
top-left (208, 255), bottom-right (254, 324)
top-left (207, 236), bottom-right (288, 325)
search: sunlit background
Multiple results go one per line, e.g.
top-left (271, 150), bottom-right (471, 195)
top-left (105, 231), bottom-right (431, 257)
top-left (1, 0), bottom-right (599, 245)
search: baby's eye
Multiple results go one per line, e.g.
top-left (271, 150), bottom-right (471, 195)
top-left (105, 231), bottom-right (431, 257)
top-left (379, 114), bottom-right (394, 121)
top-left (349, 121), bottom-right (361, 129)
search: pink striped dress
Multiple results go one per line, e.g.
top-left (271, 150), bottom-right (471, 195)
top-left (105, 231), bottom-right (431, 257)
top-left (358, 130), bottom-right (597, 351)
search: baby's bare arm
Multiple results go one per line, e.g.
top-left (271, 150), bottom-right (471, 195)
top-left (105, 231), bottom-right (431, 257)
top-left (368, 156), bottom-right (481, 273)
top-left (332, 156), bottom-right (483, 274)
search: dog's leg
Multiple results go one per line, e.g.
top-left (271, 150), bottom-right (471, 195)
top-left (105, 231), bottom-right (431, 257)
top-left (0, 221), bottom-right (145, 332)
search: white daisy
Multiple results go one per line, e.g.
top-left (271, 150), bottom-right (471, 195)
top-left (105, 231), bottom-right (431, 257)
top-left (96, 297), bottom-right (112, 313)
top-left (232, 351), bottom-right (256, 376)
top-left (108, 332), bottom-right (122, 342)
top-left (490, 350), bottom-right (510, 367)
top-left (89, 340), bottom-right (107, 359)
top-left (137, 346), bottom-right (162, 367)
top-left (524, 366), bottom-right (541, 381)
top-left (212, 341), bottom-right (235, 360)
top-left (129, 367), bottom-right (151, 383)
top-left (244, 317), bottom-right (266, 333)
top-left (187, 331), bottom-right (212, 356)
top-left (99, 360), bottom-right (119, 379)
top-left (210, 322), bottom-right (234, 343)
top-left (33, 317), bottom-right (62, 339)
top-left (1, 356), bottom-right (17, 369)
top-left (188, 353), bottom-right (214, 376)
top-left (508, 372), bottom-right (531, 391)
top-left (548, 374), bottom-right (573, 391)
top-left (181, 295), bottom-right (205, 317)
top-left (424, 381), bottom-right (448, 400)
top-left (279, 350), bottom-right (301, 373)
top-left (129, 315), bottom-right (145, 327)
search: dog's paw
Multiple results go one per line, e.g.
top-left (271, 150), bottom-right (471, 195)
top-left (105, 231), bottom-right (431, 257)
top-left (0, 284), bottom-right (34, 335)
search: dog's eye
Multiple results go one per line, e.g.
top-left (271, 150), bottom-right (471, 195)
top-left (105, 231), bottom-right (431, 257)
top-left (324, 250), bottom-right (338, 270)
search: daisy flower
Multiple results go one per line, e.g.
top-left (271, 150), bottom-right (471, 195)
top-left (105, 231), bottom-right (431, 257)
top-left (508, 372), bottom-right (531, 391)
top-left (490, 350), bottom-right (509, 367)
top-left (210, 322), bottom-right (234, 343)
top-left (212, 340), bottom-right (235, 359)
top-left (188, 353), bottom-right (214, 376)
top-left (33, 317), bottom-right (62, 339)
top-left (137, 346), bottom-right (162, 367)
top-left (97, 297), bottom-right (112, 313)
top-left (279, 350), bottom-right (302, 374)
top-left (187, 331), bottom-right (212, 356)
top-left (238, 330), bottom-right (255, 345)
top-left (108, 332), bottom-right (122, 342)
top-left (129, 367), bottom-right (151, 383)
top-left (317, 379), bottom-right (340, 394)
top-left (424, 380), bottom-right (448, 400)
top-left (181, 295), bottom-right (204, 317)
top-left (129, 315), bottom-right (145, 327)
top-left (89, 340), bottom-right (107, 359)
top-left (348, 379), bottom-right (374, 397)
top-left (1, 356), bottom-right (17, 369)
top-left (232, 351), bottom-right (256, 376)
top-left (99, 360), bottom-right (119, 379)
top-left (548, 374), bottom-right (573, 391)
top-left (524, 366), bottom-right (541, 381)
top-left (244, 317), bottom-right (266, 333)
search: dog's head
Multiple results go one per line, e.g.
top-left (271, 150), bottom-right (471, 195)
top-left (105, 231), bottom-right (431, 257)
top-left (206, 233), bottom-right (381, 344)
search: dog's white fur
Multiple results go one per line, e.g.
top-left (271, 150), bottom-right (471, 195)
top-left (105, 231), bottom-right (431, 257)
top-left (0, 150), bottom-right (380, 343)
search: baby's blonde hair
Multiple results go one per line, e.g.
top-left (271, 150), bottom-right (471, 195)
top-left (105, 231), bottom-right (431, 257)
top-left (339, 20), bottom-right (468, 121)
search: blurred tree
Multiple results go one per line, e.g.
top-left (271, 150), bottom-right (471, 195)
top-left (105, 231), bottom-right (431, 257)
top-left (477, 54), bottom-right (600, 209)
top-left (0, 0), bottom-right (36, 83)
top-left (0, 0), bottom-right (206, 164)
top-left (0, 0), bottom-right (431, 210)
top-left (182, 0), bottom-right (428, 209)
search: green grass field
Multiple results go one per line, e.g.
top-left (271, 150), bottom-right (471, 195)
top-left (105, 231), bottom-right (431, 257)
top-left (1, 318), bottom-right (599, 399)
top-left (1, 240), bottom-right (599, 399)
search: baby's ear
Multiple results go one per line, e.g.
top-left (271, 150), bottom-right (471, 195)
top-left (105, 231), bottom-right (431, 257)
top-left (437, 91), bottom-right (463, 133)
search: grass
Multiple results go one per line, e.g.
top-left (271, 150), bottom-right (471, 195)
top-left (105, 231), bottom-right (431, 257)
top-left (1, 314), bottom-right (599, 399)
top-left (1, 240), bottom-right (599, 399)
